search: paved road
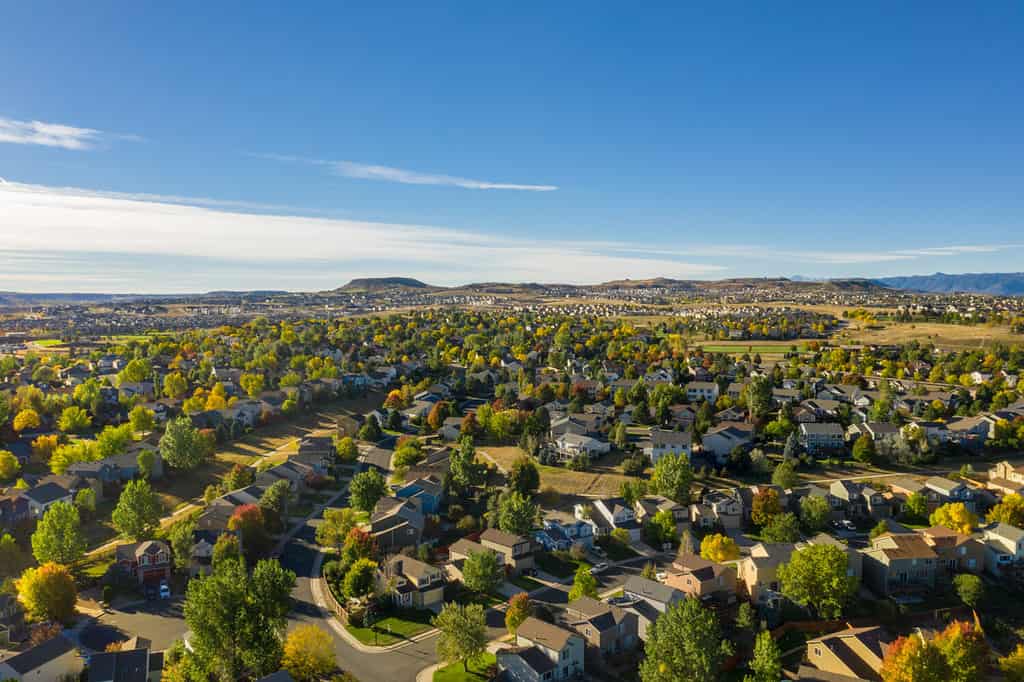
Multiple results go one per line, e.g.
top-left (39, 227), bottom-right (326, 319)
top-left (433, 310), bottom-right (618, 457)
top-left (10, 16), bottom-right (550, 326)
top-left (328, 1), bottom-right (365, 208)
top-left (280, 519), bottom-right (440, 682)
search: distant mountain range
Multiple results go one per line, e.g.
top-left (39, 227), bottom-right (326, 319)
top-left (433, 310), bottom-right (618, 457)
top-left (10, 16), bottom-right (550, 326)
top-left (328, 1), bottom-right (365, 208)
top-left (873, 272), bottom-right (1024, 295)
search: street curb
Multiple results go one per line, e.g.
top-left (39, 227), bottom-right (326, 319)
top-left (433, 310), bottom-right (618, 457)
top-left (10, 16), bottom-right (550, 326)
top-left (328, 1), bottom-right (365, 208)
top-left (309, 547), bottom-right (439, 653)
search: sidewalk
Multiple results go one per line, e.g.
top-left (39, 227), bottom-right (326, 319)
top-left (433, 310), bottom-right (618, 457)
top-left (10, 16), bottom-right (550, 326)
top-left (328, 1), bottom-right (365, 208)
top-left (308, 548), bottom-right (440, 653)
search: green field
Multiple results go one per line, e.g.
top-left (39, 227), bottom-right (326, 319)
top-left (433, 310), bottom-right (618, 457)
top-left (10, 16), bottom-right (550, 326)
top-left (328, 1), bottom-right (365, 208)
top-left (33, 338), bottom-right (65, 347)
top-left (697, 343), bottom-right (805, 354)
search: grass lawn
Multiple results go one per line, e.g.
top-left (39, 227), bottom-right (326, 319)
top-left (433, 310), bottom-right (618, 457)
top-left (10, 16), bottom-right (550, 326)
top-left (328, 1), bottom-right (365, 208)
top-left (535, 551), bottom-right (588, 579)
top-left (433, 653), bottom-right (496, 682)
top-left (33, 338), bottom-right (65, 347)
top-left (509, 575), bottom-right (545, 592)
top-left (596, 537), bottom-right (640, 561)
top-left (344, 607), bottom-right (435, 646)
top-left (76, 552), bottom-right (114, 583)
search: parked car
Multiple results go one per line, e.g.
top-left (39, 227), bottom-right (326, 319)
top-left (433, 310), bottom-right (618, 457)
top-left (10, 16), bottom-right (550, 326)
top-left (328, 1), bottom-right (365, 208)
top-left (590, 562), bottom-right (609, 575)
top-left (655, 571), bottom-right (667, 582)
top-left (159, 581), bottom-right (171, 599)
top-left (607, 595), bottom-right (639, 608)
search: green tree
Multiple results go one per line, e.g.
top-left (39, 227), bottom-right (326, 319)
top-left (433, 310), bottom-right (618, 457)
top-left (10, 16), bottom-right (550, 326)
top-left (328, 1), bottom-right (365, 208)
top-left (463, 549), bottom-right (503, 595)
top-left (751, 630), bottom-right (782, 681)
top-left (778, 544), bottom-right (857, 619)
top-left (497, 490), bottom-right (538, 535)
top-left (735, 601), bottom-right (755, 633)
top-left (160, 416), bottom-right (209, 470)
top-left (0, 450), bottom-right (20, 481)
top-left (639, 598), bottom-right (731, 682)
top-left (335, 436), bottom-right (358, 463)
top-left (239, 373), bottom-right (266, 399)
top-left (129, 405), bottom-right (156, 433)
top-left (651, 452), bottom-right (693, 504)
top-left (852, 434), bottom-right (877, 464)
top-left (448, 437), bottom-right (485, 493)
top-left (988, 493), bottom-right (1024, 527)
top-left (433, 603), bottom-right (488, 673)
top-left (568, 564), bottom-right (599, 601)
top-left (762, 512), bottom-right (801, 543)
top-left (342, 558), bottom-right (378, 600)
top-left (349, 469), bottom-right (386, 513)
top-left (880, 635), bottom-right (950, 682)
top-left (358, 415), bottom-right (382, 442)
top-left (904, 491), bottom-right (928, 521)
top-left (0, 533), bottom-right (29, 580)
top-left (168, 517), bottom-right (197, 572)
top-left (184, 557), bottom-right (295, 680)
top-left (163, 372), bottom-right (189, 399)
top-left (771, 460), bottom-right (799, 489)
top-left (934, 621), bottom-right (988, 682)
top-left (509, 455), bottom-right (540, 496)
top-left (505, 592), bottom-right (531, 636)
top-left (136, 448), bottom-right (156, 479)
top-left (112, 479), bottom-right (162, 540)
top-left (953, 573), bottom-right (984, 609)
top-left (316, 508), bottom-right (359, 553)
top-left (751, 488), bottom-right (782, 526)
top-left (747, 376), bottom-right (773, 420)
top-left (800, 495), bottom-right (830, 532)
top-left (259, 479), bottom-right (293, 530)
top-left (74, 487), bottom-right (97, 515)
top-left (31, 501), bottom-right (87, 565)
top-left (57, 405), bottom-right (92, 433)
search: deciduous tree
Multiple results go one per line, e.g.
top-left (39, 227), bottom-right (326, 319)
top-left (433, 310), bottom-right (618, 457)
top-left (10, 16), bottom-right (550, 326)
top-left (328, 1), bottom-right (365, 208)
top-left (639, 597), bottom-right (731, 682)
top-left (778, 544), bottom-right (856, 619)
top-left (505, 593), bottom-right (531, 635)
top-left (568, 564), bottom-right (599, 601)
top-left (282, 624), bottom-right (336, 681)
top-left (17, 563), bottom-right (77, 622)
top-left (112, 479), bottom-right (161, 540)
top-left (463, 550), bottom-right (503, 595)
top-left (349, 469), bottom-right (386, 513)
top-left (434, 603), bottom-right (488, 673)
top-left (929, 503), bottom-right (978, 535)
top-left (700, 533), bottom-right (739, 563)
top-left (651, 452), bottom-right (693, 504)
top-left (31, 501), bottom-right (86, 565)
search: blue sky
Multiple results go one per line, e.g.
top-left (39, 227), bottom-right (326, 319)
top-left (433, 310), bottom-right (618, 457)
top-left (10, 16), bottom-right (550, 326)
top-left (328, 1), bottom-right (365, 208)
top-left (1, 2), bottom-right (1022, 292)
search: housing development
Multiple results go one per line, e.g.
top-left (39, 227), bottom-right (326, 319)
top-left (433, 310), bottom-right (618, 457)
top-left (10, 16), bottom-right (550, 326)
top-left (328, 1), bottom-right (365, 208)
top-left (1, 277), bottom-right (1024, 681)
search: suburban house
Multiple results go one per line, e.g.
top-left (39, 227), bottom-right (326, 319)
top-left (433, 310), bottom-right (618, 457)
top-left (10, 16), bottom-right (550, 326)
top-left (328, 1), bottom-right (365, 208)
top-left (88, 639), bottom-right (164, 682)
top-left (799, 423), bottom-right (845, 455)
top-left (862, 533), bottom-right (938, 597)
top-left (535, 515), bottom-right (594, 552)
top-left (0, 634), bottom-right (82, 681)
top-left (633, 495), bottom-right (688, 532)
top-left (847, 421), bottom-right (901, 445)
top-left (622, 576), bottom-right (684, 614)
top-left (689, 489), bottom-right (743, 530)
top-left (666, 553), bottom-right (737, 603)
top-left (0, 594), bottom-right (26, 646)
top-left (804, 626), bottom-right (892, 681)
top-left (686, 381), bottom-right (720, 403)
top-left (577, 498), bottom-right (642, 542)
top-left (439, 417), bottom-right (463, 441)
top-left (395, 476), bottom-right (444, 515)
top-left (115, 540), bottom-right (172, 586)
top-left (918, 526), bottom-right (984, 575)
top-left (378, 555), bottom-right (445, 613)
top-left (555, 433), bottom-right (611, 461)
top-left (738, 543), bottom-right (796, 603)
top-left (294, 436), bottom-right (336, 475)
top-left (643, 428), bottom-right (692, 464)
top-left (368, 497), bottom-right (425, 552)
top-left (480, 528), bottom-right (535, 576)
top-left (981, 522), bottom-right (1024, 576)
top-left (922, 477), bottom-right (977, 512)
top-left (701, 422), bottom-right (754, 462)
top-left (497, 617), bottom-right (585, 682)
top-left (828, 480), bottom-right (890, 520)
top-left (23, 480), bottom-right (74, 519)
top-left (564, 596), bottom-right (638, 656)
top-left (987, 460), bottom-right (1024, 495)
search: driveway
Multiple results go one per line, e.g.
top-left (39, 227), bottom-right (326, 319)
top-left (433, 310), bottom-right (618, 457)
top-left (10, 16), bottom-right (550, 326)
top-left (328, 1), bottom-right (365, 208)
top-left (81, 596), bottom-right (187, 652)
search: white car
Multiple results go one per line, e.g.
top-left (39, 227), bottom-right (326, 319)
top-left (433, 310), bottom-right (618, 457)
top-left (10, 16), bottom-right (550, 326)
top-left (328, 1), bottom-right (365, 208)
top-left (655, 571), bottom-right (667, 582)
top-left (590, 563), bottom-right (609, 575)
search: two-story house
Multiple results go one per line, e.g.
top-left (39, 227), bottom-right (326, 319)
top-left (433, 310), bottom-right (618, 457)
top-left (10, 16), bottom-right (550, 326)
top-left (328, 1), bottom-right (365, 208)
top-left (981, 522), bottom-right (1024, 576)
top-left (862, 533), bottom-right (938, 597)
top-left (922, 477), bottom-right (976, 513)
top-left (480, 528), bottom-right (535, 576)
top-left (804, 626), bottom-right (891, 681)
top-left (564, 596), bottom-right (638, 657)
top-left (689, 489), bottom-right (743, 530)
top-left (666, 554), bottom-right (737, 603)
top-left (535, 515), bottom-right (594, 552)
top-left (737, 542), bottom-right (796, 603)
top-left (686, 381), bottom-right (720, 404)
top-left (497, 617), bottom-right (585, 682)
top-left (395, 476), bottom-right (444, 515)
top-left (701, 422), bottom-right (754, 463)
top-left (987, 460), bottom-right (1024, 496)
top-left (634, 495), bottom-right (689, 534)
top-left (115, 540), bottom-right (172, 586)
top-left (643, 428), bottom-right (692, 464)
top-left (369, 497), bottom-right (424, 552)
top-left (378, 555), bottom-right (445, 613)
top-left (799, 422), bottom-right (845, 455)
top-left (919, 526), bottom-right (984, 575)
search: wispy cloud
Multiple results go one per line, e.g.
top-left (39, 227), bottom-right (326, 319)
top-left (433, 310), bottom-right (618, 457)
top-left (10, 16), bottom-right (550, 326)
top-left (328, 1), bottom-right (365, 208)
top-left (0, 117), bottom-right (139, 150)
top-left (259, 153), bottom-right (558, 192)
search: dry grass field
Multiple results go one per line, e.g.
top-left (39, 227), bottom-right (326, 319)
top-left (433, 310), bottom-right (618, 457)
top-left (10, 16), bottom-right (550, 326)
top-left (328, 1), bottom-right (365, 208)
top-left (481, 445), bottom-right (639, 501)
top-left (834, 321), bottom-right (1020, 349)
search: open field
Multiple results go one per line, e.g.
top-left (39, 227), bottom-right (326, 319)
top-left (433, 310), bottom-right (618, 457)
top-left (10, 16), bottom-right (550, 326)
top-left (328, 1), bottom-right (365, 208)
top-left (695, 342), bottom-right (806, 355)
top-left (481, 446), bottom-right (637, 499)
top-left (834, 321), bottom-right (1021, 349)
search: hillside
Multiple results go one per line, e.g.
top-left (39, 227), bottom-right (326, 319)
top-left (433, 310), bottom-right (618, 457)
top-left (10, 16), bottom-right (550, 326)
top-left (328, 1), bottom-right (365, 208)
top-left (336, 277), bottom-right (434, 292)
top-left (875, 272), bottom-right (1024, 296)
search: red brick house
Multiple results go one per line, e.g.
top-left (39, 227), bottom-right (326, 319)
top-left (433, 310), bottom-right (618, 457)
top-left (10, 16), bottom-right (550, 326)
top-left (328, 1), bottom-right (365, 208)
top-left (115, 540), bottom-right (172, 585)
